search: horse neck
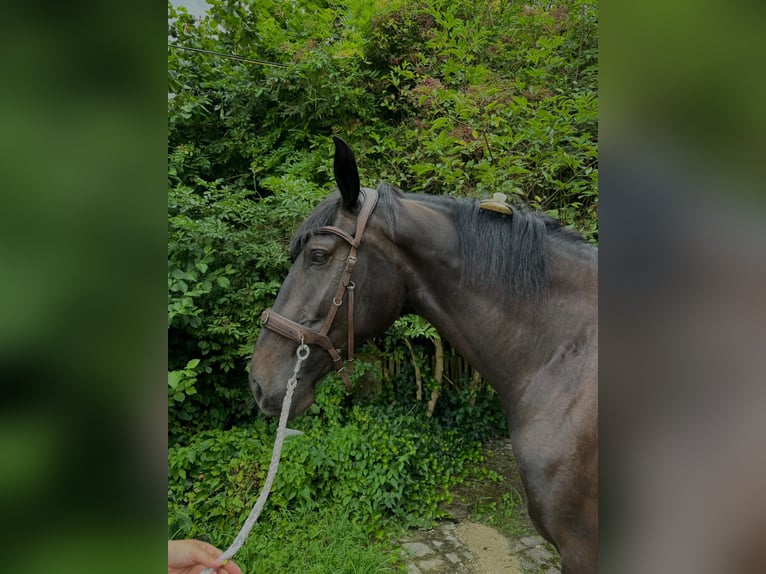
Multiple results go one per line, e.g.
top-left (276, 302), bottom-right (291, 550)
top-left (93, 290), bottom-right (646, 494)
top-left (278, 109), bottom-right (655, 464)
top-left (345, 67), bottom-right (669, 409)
top-left (394, 198), bottom-right (597, 407)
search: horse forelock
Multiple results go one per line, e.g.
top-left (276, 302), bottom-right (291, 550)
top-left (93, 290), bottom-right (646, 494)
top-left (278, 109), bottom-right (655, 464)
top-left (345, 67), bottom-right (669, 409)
top-left (289, 193), bottom-right (342, 260)
top-left (288, 184), bottom-right (401, 261)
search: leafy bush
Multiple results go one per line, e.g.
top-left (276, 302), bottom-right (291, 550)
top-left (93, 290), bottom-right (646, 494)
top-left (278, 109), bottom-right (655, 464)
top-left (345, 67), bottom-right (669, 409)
top-left (168, 358), bottom-right (201, 438)
top-left (167, 174), bottom-right (331, 438)
top-left (168, 379), bottom-right (506, 539)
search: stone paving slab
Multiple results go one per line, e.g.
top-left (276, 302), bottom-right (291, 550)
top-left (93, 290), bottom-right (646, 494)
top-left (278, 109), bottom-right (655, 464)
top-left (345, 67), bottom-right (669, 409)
top-left (400, 522), bottom-right (561, 573)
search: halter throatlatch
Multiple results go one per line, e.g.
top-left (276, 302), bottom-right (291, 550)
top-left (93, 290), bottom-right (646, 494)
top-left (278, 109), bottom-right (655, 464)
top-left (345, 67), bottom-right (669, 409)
top-left (260, 187), bottom-right (379, 392)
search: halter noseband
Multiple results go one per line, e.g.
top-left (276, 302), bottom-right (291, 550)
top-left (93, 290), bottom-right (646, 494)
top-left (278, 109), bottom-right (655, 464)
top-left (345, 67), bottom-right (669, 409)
top-left (260, 187), bottom-right (379, 392)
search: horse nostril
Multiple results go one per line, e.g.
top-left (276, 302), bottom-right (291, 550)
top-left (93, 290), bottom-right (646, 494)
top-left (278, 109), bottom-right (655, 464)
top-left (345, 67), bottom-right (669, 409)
top-left (251, 376), bottom-right (263, 401)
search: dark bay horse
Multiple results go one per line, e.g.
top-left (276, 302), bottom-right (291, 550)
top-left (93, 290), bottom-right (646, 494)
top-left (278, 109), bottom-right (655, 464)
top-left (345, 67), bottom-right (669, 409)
top-left (250, 137), bottom-right (598, 573)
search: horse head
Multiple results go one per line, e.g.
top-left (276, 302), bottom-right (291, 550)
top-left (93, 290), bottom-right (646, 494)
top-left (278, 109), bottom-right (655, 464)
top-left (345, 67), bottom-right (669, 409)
top-left (250, 137), bottom-right (405, 417)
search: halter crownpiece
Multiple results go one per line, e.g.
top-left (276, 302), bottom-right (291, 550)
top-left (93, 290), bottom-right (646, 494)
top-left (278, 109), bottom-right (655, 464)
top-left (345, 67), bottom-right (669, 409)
top-left (479, 192), bottom-right (513, 215)
top-left (260, 187), bottom-right (380, 392)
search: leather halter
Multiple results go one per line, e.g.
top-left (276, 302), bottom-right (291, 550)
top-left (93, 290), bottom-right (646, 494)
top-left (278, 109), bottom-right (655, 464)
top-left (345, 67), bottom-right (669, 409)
top-left (260, 187), bottom-right (379, 392)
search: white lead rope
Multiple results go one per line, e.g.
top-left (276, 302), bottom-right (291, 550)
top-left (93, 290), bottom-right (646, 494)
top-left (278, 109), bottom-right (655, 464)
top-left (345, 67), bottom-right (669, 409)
top-left (201, 341), bottom-right (310, 574)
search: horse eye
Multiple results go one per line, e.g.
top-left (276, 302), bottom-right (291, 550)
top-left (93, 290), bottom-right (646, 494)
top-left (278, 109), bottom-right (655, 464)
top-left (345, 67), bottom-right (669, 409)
top-left (310, 250), bottom-right (328, 264)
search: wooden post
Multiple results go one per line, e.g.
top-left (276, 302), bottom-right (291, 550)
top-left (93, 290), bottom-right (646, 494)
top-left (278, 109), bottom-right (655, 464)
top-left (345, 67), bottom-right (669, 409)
top-left (426, 334), bottom-right (444, 417)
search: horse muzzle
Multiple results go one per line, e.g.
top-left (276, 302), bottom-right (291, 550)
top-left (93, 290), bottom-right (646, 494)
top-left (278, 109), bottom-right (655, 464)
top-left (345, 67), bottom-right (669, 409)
top-left (249, 353), bottom-right (320, 419)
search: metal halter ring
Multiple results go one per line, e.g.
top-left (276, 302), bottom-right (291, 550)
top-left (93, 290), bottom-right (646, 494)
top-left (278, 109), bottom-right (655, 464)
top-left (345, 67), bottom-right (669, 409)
top-left (296, 335), bottom-right (310, 360)
top-left (296, 344), bottom-right (310, 360)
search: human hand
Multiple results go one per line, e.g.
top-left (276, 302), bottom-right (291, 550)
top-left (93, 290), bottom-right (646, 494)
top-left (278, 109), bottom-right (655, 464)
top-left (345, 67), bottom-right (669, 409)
top-left (168, 539), bottom-right (243, 574)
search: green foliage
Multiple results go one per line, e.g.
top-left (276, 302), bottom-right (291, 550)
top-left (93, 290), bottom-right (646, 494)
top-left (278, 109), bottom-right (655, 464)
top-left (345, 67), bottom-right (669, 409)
top-left (168, 0), bottom-right (597, 433)
top-left (167, 172), bottom-right (332, 437)
top-left (433, 384), bottom-right (509, 442)
top-left (360, 0), bottom-right (598, 240)
top-left (391, 314), bottom-right (438, 341)
top-left (168, 423), bottom-right (271, 535)
top-left (168, 359), bottom-right (201, 438)
top-left (272, 406), bottom-right (483, 529)
top-left (168, 381), bottom-right (505, 542)
top-left (234, 506), bottom-right (404, 573)
top-left (168, 380), bottom-right (505, 570)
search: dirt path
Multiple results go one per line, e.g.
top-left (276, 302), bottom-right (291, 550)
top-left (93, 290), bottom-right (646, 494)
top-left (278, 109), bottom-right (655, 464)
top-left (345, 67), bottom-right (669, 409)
top-left (455, 522), bottom-right (523, 573)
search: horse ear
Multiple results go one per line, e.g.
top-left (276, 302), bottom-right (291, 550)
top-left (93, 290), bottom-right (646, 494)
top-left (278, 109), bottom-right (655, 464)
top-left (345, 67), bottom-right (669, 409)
top-left (333, 135), bottom-right (360, 210)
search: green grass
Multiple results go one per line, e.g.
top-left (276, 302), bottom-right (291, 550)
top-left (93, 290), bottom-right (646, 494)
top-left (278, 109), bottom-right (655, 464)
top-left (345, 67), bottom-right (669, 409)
top-left (213, 505), bottom-right (407, 573)
top-left (471, 490), bottom-right (535, 540)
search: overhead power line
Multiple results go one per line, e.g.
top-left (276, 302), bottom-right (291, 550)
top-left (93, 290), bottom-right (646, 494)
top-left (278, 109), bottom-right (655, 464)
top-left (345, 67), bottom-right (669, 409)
top-left (169, 44), bottom-right (288, 68)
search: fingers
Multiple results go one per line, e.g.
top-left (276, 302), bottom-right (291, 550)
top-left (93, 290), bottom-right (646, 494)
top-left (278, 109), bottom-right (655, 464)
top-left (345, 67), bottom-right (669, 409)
top-left (221, 558), bottom-right (243, 574)
top-left (195, 540), bottom-right (224, 559)
top-left (192, 540), bottom-right (242, 574)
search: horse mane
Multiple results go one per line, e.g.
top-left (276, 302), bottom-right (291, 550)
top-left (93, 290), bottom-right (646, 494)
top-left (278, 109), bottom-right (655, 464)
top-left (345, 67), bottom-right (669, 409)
top-left (290, 182), bottom-right (591, 300)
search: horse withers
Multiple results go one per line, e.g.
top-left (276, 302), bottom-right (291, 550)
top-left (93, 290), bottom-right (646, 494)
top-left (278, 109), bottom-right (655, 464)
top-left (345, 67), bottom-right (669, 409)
top-left (250, 137), bottom-right (598, 573)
